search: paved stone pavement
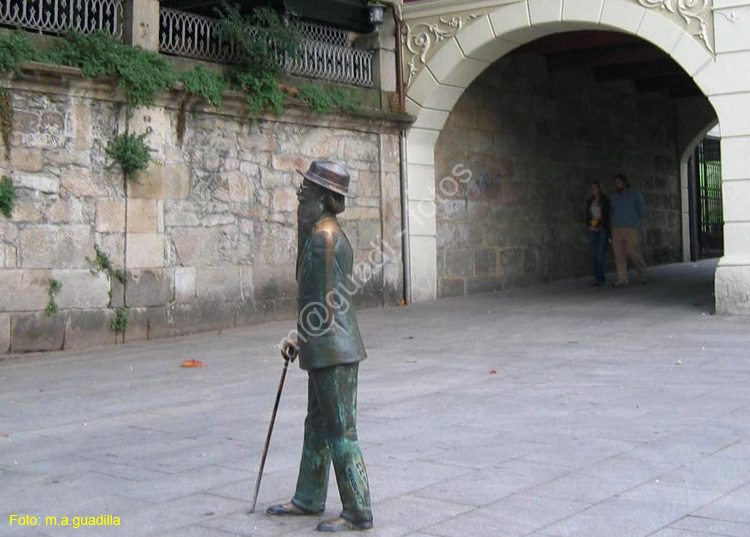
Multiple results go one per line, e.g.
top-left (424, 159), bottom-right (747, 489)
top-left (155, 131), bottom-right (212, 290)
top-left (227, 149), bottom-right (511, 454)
top-left (2, 260), bottom-right (750, 537)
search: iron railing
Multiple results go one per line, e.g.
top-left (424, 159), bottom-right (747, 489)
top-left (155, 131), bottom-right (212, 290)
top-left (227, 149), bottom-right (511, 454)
top-left (159, 8), bottom-right (236, 63)
top-left (0, 0), bottom-right (123, 39)
top-left (286, 40), bottom-right (373, 87)
top-left (158, 8), bottom-right (374, 88)
top-left (296, 19), bottom-right (351, 48)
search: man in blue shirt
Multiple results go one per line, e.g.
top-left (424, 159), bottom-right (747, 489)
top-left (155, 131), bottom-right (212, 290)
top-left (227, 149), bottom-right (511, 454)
top-left (610, 174), bottom-right (647, 286)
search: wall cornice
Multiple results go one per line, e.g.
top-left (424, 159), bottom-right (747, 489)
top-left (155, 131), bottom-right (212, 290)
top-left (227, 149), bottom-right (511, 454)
top-left (1, 62), bottom-right (412, 134)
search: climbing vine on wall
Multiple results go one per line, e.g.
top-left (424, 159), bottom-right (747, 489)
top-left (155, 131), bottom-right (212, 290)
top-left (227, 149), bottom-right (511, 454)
top-left (297, 85), bottom-right (360, 114)
top-left (87, 244), bottom-right (126, 287)
top-left (0, 89), bottom-right (12, 158)
top-left (0, 16), bottom-right (369, 117)
top-left (87, 245), bottom-right (129, 341)
top-left (178, 66), bottom-right (227, 109)
top-left (217, 3), bottom-right (300, 115)
top-left (0, 30), bottom-right (38, 73)
top-left (0, 175), bottom-right (15, 218)
top-left (46, 31), bottom-right (177, 108)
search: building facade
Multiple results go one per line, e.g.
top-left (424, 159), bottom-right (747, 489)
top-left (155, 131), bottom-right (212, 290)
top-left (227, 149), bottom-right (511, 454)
top-left (3, 0), bottom-right (750, 354)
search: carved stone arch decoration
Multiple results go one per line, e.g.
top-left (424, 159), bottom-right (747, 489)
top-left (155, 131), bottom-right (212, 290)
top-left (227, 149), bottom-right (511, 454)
top-left (402, 0), bottom-right (716, 94)
top-left (404, 13), bottom-right (483, 86)
top-left (636, 0), bottom-right (714, 52)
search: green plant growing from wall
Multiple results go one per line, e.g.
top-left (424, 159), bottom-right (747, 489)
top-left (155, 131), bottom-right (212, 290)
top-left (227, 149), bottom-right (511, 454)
top-left (46, 31), bottom-right (178, 108)
top-left (0, 175), bottom-right (15, 218)
top-left (179, 67), bottom-right (228, 108)
top-left (243, 72), bottom-right (286, 116)
top-left (42, 31), bottom-right (236, 110)
top-left (0, 30), bottom-right (38, 73)
top-left (297, 85), bottom-right (361, 114)
top-left (87, 244), bottom-right (126, 285)
top-left (105, 132), bottom-right (151, 182)
top-left (87, 245), bottom-right (128, 340)
top-left (110, 307), bottom-right (129, 334)
top-left (45, 279), bottom-right (62, 316)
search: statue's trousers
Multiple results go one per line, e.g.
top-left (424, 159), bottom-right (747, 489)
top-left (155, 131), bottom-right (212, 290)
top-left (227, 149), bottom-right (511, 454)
top-left (291, 363), bottom-right (373, 524)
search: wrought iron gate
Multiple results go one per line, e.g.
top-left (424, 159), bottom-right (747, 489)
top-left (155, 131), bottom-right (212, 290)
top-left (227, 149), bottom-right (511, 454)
top-left (689, 136), bottom-right (723, 259)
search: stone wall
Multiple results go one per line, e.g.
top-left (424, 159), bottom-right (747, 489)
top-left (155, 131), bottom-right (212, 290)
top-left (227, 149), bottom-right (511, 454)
top-left (434, 52), bottom-right (687, 298)
top-left (0, 66), bottom-right (405, 353)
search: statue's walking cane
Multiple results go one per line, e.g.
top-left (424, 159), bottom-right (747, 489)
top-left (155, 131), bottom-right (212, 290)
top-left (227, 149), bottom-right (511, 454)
top-left (250, 352), bottom-right (292, 513)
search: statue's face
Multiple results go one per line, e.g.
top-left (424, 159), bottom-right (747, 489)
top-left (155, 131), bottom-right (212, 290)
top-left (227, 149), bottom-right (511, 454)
top-left (297, 179), bottom-right (325, 231)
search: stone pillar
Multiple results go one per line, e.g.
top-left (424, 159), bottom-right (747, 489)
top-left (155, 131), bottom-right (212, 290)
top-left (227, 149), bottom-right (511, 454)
top-left (405, 128), bottom-right (440, 303)
top-left (711, 1), bottom-right (750, 314)
top-left (355, 15), bottom-right (397, 102)
top-left (374, 15), bottom-right (398, 94)
top-left (123, 0), bottom-right (160, 51)
top-left (715, 134), bottom-right (750, 314)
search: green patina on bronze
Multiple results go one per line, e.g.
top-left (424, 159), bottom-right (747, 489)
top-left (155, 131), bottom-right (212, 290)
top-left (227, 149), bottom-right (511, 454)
top-left (295, 213), bottom-right (367, 371)
top-left (292, 364), bottom-right (371, 522)
top-left (268, 160), bottom-right (373, 531)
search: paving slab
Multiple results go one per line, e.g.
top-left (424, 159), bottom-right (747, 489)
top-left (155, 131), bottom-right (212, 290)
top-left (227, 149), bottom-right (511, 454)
top-left (2, 260), bottom-right (750, 537)
top-left (670, 514), bottom-right (750, 537)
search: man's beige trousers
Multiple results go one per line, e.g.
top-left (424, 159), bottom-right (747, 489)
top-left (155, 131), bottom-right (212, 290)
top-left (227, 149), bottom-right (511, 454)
top-left (611, 227), bottom-right (647, 284)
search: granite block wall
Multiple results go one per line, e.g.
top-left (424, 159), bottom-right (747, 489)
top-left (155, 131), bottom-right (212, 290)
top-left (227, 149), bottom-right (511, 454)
top-left (0, 67), bottom-right (404, 353)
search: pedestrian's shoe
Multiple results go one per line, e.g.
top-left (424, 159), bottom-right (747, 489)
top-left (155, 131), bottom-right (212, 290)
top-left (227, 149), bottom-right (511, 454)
top-left (316, 517), bottom-right (373, 532)
top-left (612, 280), bottom-right (628, 288)
top-left (266, 502), bottom-right (323, 516)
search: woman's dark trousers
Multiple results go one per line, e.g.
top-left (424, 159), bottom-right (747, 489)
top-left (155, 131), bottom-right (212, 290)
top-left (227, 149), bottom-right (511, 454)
top-left (588, 228), bottom-right (608, 284)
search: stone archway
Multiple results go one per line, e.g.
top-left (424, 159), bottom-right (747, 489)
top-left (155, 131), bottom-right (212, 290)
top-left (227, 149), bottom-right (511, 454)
top-left (402, 0), bottom-right (750, 314)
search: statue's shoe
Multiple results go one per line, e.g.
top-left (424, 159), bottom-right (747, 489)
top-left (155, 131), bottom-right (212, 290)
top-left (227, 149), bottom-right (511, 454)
top-left (266, 502), bottom-right (323, 516)
top-left (316, 517), bottom-right (373, 532)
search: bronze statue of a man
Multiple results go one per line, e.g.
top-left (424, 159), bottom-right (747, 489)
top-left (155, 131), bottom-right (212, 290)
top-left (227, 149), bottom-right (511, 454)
top-left (267, 160), bottom-right (373, 532)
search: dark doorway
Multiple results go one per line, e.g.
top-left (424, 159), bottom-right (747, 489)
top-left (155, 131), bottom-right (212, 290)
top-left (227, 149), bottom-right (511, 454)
top-left (689, 136), bottom-right (724, 260)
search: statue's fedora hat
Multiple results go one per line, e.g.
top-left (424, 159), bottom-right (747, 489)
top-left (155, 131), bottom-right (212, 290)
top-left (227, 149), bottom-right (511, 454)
top-left (297, 160), bottom-right (356, 198)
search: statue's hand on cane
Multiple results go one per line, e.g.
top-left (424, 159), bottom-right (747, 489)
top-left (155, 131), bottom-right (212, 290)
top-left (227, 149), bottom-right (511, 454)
top-left (281, 335), bottom-right (299, 363)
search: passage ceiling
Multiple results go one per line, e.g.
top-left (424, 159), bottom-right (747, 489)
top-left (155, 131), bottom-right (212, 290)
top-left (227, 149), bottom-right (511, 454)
top-left (517, 31), bottom-right (702, 98)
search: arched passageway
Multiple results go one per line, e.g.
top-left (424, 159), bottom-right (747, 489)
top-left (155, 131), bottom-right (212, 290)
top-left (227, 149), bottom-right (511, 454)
top-left (428, 31), bottom-right (718, 297)
top-left (402, 0), bottom-right (749, 313)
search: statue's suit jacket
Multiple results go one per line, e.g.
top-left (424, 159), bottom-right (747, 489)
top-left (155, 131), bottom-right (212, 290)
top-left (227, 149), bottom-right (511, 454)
top-left (296, 214), bottom-right (367, 371)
